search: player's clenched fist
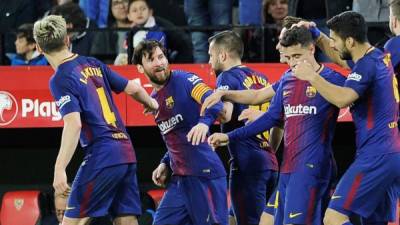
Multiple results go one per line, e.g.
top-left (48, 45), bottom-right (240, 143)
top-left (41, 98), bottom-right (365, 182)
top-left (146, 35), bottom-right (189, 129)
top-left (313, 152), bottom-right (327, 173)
top-left (208, 133), bottom-right (229, 149)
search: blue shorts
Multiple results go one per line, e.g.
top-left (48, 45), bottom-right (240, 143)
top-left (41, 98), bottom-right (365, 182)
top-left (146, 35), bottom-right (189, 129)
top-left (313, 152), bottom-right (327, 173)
top-left (230, 169), bottom-right (277, 225)
top-left (329, 153), bottom-right (400, 222)
top-left (264, 188), bottom-right (278, 216)
top-left (65, 163), bottom-right (141, 219)
top-left (153, 176), bottom-right (228, 225)
top-left (273, 162), bottom-right (332, 225)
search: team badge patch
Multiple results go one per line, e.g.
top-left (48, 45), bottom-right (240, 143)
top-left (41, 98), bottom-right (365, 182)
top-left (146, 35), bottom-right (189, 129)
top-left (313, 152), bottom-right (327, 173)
top-left (306, 86), bottom-right (317, 98)
top-left (166, 96), bottom-right (174, 109)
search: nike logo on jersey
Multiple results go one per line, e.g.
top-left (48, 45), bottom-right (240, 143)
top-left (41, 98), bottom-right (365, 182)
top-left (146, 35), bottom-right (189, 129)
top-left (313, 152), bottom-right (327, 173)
top-left (289, 212), bottom-right (302, 218)
top-left (306, 163), bottom-right (314, 168)
top-left (331, 195), bottom-right (342, 200)
top-left (66, 206), bottom-right (75, 210)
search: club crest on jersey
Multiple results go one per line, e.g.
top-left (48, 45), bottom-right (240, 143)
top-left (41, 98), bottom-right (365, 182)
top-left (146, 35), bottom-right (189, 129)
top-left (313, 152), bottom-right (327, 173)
top-left (165, 96), bottom-right (174, 109)
top-left (306, 86), bottom-right (317, 98)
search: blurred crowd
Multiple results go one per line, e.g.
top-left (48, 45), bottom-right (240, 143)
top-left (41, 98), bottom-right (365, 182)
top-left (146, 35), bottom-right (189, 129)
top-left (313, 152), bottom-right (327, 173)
top-left (0, 0), bottom-right (392, 65)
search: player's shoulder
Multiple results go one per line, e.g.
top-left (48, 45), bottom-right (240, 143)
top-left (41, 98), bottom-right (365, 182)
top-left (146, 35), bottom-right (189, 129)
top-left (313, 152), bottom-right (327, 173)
top-left (384, 36), bottom-right (400, 50)
top-left (172, 70), bottom-right (203, 85)
top-left (320, 65), bottom-right (345, 79)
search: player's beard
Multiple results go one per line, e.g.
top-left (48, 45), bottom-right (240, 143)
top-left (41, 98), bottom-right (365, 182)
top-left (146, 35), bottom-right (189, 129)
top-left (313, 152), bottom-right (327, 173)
top-left (339, 47), bottom-right (352, 61)
top-left (146, 66), bottom-right (170, 85)
top-left (213, 60), bottom-right (224, 76)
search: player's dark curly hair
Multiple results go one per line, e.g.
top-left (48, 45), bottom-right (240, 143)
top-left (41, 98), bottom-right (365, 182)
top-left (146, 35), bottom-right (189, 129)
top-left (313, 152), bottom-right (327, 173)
top-left (327, 11), bottom-right (368, 43)
top-left (132, 40), bottom-right (167, 65)
top-left (280, 26), bottom-right (313, 48)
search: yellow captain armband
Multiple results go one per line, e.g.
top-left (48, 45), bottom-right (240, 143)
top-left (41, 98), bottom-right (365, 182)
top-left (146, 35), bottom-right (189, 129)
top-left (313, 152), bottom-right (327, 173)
top-left (191, 83), bottom-right (212, 104)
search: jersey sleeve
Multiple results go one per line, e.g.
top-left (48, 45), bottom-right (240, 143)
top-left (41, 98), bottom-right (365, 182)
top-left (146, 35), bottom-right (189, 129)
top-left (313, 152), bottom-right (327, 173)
top-left (160, 151), bottom-right (170, 165)
top-left (184, 73), bottom-right (223, 126)
top-left (384, 37), bottom-right (400, 69)
top-left (271, 78), bottom-right (281, 92)
top-left (50, 74), bottom-right (81, 117)
top-left (344, 58), bottom-right (374, 96)
top-left (326, 71), bottom-right (346, 87)
top-left (227, 80), bottom-right (284, 141)
top-left (101, 63), bottom-right (129, 93)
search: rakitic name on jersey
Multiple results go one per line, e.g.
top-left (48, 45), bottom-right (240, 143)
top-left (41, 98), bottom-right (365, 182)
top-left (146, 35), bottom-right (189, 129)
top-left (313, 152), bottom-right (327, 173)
top-left (79, 67), bottom-right (103, 84)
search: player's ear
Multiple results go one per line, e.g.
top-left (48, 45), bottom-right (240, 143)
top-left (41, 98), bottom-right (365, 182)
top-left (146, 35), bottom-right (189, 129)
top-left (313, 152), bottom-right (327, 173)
top-left (136, 64), bottom-right (144, 73)
top-left (36, 43), bottom-right (43, 54)
top-left (308, 44), bottom-right (315, 55)
top-left (65, 36), bottom-right (70, 48)
top-left (345, 37), bottom-right (355, 49)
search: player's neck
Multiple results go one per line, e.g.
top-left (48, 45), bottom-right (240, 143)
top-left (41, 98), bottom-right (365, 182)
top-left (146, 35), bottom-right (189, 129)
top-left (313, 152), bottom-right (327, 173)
top-left (223, 59), bottom-right (242, 71)
top-left (351, 43), bottom-right (372, 63)
top-left (46, 49), bottom-right (75, 70)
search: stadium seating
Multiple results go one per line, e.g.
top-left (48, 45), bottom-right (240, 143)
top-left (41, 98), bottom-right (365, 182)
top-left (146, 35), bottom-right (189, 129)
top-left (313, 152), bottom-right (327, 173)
top-left (0, 190), bottom-right (41, 225)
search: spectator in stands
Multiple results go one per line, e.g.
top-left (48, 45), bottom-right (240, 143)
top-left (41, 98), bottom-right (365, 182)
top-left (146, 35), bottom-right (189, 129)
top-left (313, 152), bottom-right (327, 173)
top-left (91, 0), bottom-right (131, 64)
top-left (11, 23), bottom-right (48, 65)
top-left (114, 0), bottom-right (167, 65)
top-left (0, 0), bottom-right (36, 64)
top-left (50, 2), bottom-right (97, 56)
top-left (79, 0), bottom-right (109, 28)
top-left (244, 0), bottom-right (288, 62)
top-left (120, 0), bottom-right (194, 64)
top-left (184, 0), bottom-right (233, 63)
top-left (353, 0), bottom-right (389, 22)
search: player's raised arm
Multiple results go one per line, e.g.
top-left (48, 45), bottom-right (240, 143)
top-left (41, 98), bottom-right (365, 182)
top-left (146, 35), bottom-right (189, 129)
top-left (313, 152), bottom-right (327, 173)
top-left (200, 86), bottom-right (276, 116)
top-left (295, 21), bottom-right (351, 69)
top-left (293, 60), bottom-right (358, 108)
top-left (124, 80), bottom-right (158, 113)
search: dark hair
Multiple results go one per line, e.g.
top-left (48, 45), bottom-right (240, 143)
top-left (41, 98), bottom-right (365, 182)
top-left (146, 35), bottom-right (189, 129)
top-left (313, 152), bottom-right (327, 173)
top-left (128, 0), bottom-right (151, 11)
top-left (282, 16), bottom-right (303, 29)
top-left (16, 23), bottom-right (35, 44)
top-left (208, 30), bottom-right (244, 59)
top-left (326, 11), bottom-right (368, 43)
top-left (50, 2), bottom-right (87, 29)
top-left (133, 40), bottom-right (167, 65)
top-left (390, 0), bottom-right (400, 20)
top-left (280, 26), bottom-right (313, 47)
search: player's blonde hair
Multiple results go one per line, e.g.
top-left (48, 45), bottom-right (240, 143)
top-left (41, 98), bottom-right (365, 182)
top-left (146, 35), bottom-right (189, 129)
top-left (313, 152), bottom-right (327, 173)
top-left (33, 15), bottom-right (67, 54)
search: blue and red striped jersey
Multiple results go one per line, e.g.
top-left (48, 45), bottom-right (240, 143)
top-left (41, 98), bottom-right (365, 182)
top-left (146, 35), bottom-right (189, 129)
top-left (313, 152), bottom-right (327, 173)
top-left (344, 48), bottom-right (400, 156)
top-left (216, 65), bottom-right (278, 173)
top-left (153, 70), bottom-right (226, 179)
top-left (49, 55), bottom-right (136, 169)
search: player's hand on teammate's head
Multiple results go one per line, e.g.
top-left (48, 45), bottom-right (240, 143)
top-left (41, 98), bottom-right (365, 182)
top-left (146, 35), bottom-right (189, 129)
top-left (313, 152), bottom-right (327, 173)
top-left (292, 60), bottom-right (316, 82)
top-left (238, 108), bottom-right (264, 124)
top-left (187, 122), bottom-right (209, 145)
top-left (292, 20), bottom-right (316, 29)
top-left (200, 91), bottom-right (224, 116)
top-left (152, 163), bottom-right (168, 187)
top-left (208, 133), bottom-right (229, 149)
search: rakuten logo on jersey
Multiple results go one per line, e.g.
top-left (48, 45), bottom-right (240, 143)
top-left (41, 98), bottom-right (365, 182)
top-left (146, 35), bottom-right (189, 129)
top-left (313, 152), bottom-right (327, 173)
top-left (158, 114), bottom-right (183, 135)
top-left (22, 99), bottom-right (61, 121)
top-left (284, 104), bottom-right (317, 118)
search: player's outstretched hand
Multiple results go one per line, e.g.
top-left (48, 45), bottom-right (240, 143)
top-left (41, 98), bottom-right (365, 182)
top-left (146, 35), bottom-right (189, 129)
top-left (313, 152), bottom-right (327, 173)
top-left (208, 133), bottom-right (229, 149)
top-left (53, 170), bottom-right (71, 197)
top-left (152, 163), bottom-right (168, 187)
top-left (187, 122), bottom-right (209, 145)
top-left (144, 98), bottom-right (159, 115)
top-left (238, 108), bottom-right (264, 123)
top-left (200, 91), bottom-right (224, 116)
top-left (292, 60), bottom-right (316, 81)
